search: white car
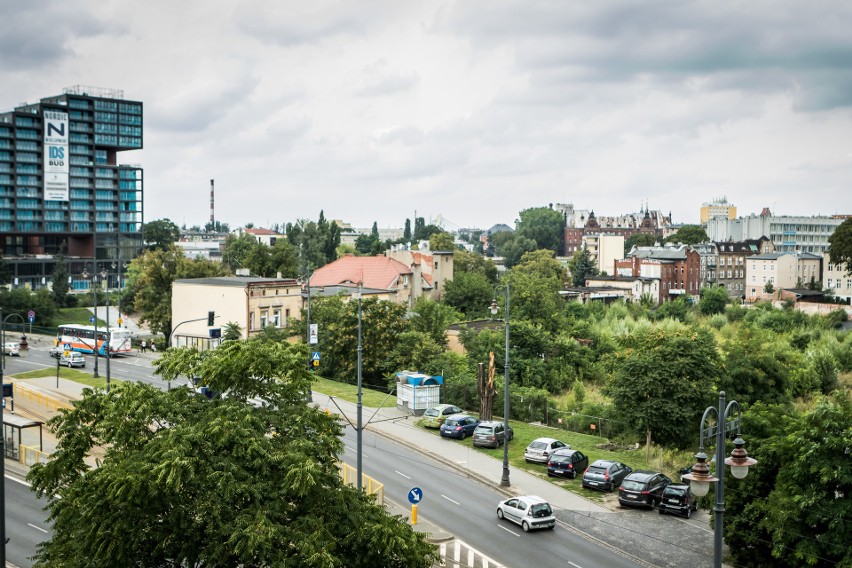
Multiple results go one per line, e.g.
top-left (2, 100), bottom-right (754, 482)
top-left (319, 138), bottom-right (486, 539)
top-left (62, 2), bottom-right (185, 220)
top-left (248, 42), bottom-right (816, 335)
top-left (3, 342), bottom-right (20, 356)
top-left (524, 437), bottom-right (569, 464)
top-left (59, 351), bottom-right (86, 368)
top-left (496, 495), bottom-right (556, 532)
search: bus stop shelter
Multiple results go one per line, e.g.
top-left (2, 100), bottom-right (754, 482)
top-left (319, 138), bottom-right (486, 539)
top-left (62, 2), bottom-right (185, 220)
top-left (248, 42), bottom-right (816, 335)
top-left (3, 413), bottom-right (43, 460)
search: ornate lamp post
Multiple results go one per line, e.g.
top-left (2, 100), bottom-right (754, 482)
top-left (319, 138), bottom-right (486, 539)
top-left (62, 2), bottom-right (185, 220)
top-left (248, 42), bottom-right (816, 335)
top-left (489, 283), bottom-right (511, 487)
top-left (683, 391), bottom-right (758, 568)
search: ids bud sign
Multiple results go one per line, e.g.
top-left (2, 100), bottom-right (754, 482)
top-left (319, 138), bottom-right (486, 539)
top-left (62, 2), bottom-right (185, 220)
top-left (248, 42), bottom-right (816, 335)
top-left (43, 110), bottom-right (69, 201)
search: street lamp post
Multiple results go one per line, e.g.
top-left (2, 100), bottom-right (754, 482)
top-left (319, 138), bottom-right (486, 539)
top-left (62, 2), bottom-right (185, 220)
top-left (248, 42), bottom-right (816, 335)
top-left (1, 309), bottom-right (27, 566)
top-left (489, 282), bottom-right (511, 487)
top-left (683, 391), bottom-right (758, 568)
top-left (355, 283), bottom-right (363, 491)
top-left (82, 268), bottom-right (100, 378)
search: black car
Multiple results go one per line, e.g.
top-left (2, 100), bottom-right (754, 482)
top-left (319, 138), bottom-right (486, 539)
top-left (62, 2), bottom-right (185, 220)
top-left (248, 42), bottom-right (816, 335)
top-left (658, 484), bottom-right (698, 518)
top-left (546, 449), bottom-right (589, 479)
top-left (618, 471), bottom-right (672, 509)
top-left (581, 460), bottom-right (632, 492)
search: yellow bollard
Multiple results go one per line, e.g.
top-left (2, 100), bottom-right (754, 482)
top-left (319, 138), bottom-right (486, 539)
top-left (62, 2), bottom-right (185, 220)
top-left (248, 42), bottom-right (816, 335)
top-left (411, 504), bottom-right (418, 525)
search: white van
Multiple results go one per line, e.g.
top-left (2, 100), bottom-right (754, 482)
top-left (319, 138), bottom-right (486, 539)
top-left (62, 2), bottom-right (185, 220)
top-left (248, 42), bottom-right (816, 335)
top-left (3, 342), bottom-right (20, 356)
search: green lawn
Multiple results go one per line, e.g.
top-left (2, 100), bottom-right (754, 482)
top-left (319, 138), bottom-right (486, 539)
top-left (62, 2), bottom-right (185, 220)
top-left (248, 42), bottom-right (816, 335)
top-left (11, 367), bottom-right (123, 389)
top-left (311, 376), bottom-right (397, 408)
top-left (57, 307), bottom-right (107, 328)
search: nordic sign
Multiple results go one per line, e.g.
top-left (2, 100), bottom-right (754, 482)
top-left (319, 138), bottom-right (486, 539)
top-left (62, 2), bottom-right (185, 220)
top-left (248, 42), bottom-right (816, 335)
top-left (408, 487), bottom-right (423, 504)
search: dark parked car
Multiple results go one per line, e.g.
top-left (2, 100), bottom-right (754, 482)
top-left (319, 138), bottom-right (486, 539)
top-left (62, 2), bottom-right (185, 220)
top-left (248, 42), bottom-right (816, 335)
top-left (582, 460), bottom-right (632, 492)
top-left (546, 449), bottom-right (589, 479)
top-left (472, 421), bottom-right (514, 448)
top-left (439, 414), bottom-right (480, 440)
top-left (658, 484), bottom-right (698, 518)
top-left (618, 470), bottom-right (672, 509)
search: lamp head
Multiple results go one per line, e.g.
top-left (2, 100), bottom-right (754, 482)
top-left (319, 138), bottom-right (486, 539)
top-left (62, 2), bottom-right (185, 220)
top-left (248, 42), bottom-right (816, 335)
top-left (683, 449), bottom-right (718, 497)
top-left (490, 299), bottom-right (499, 316)
top-left (725, 435), bottom-right (757, 479)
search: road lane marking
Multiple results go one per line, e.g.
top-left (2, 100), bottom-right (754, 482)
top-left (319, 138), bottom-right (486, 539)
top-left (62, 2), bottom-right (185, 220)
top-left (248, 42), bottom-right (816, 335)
top-left (497, 524), bottom-right (520, 537)
top-left (28, 523), bottom-right (48, 534)
top-left (5, 475), bottom-right (32, 487)
top-left (343, 445), bottom-right (368, 458)
top-left (441, 494), bottom-right (460, 505)
top-left (394, 470), bottom-right (411, 480)
top-left (568, 562), bottom-right (583, 568)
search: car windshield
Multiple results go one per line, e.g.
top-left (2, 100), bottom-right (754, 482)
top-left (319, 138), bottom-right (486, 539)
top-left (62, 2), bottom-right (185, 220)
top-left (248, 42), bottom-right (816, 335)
top-left (529, 441), bottom-right (548, 450)
top-left (550, 455), bottom-right (569, 464)
top-left (621, 480), bottom-right (645, 491)
top-left (445, 419), bottom-right (460, 426)
top-left (587, 467), bottom-right (606, 475)
top-left (529, 503), bottom-right (552, 518)
top-left (475, 426), bottom-right (493, 434)
top-left (666, 487), bottom-right (688, 497)
top-left (424, 409), bottom-right (439, 417)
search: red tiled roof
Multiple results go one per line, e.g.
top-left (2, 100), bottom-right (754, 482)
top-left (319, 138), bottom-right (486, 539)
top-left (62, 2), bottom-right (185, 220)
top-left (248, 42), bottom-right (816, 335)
top-left (245, 228), bottom-right (280, 235)
top-left (310, 255), bottom-right (412, 289)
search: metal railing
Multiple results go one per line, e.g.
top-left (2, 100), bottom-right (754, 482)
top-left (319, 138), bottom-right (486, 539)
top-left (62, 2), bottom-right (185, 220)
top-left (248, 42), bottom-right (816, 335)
top-left (339, 462), bottom-right (384, 504)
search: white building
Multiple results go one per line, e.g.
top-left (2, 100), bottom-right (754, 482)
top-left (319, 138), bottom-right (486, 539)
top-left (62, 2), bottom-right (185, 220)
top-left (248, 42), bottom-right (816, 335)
top-left (707, 211), bottom-right (847, 254)
top-left (823, 252), bottom-right (852, 303)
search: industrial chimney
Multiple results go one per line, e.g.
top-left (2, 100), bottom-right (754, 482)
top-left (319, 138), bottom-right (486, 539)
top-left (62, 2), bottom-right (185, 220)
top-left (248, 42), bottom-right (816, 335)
top-left (210, 179), bottom-right (215, 224)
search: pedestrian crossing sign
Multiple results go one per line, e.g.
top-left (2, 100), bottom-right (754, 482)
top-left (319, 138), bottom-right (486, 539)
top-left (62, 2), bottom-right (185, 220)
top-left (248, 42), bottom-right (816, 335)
top-left (311, 352), bottom-right (321, 361)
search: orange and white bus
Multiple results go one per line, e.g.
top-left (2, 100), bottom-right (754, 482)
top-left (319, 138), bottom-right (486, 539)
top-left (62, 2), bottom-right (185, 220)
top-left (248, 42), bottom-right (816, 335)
top-left (56, 324), bottom-right (133, 356)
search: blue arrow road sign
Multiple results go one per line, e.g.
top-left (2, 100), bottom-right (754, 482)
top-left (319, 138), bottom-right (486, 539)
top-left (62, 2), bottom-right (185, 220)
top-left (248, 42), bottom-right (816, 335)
top-left (408, 487), bottom-right (423, 504)
top-left (311, 351), bottom-right (321, 361)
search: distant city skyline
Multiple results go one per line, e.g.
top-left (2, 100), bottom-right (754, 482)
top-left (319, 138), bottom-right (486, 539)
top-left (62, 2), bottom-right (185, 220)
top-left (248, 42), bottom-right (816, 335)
top-left (4, 1), bottom-right (852, 229)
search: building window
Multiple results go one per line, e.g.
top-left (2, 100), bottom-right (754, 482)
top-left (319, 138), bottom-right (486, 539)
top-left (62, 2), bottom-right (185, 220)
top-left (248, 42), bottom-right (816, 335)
top-left (273, 310), bottom-right (281, 327)
top-left (250, 313), bottom-right (255, 331)
top-left (260, 311), bottom-right (268, 328)
top-left (285, 308), bottom-right (290, 327)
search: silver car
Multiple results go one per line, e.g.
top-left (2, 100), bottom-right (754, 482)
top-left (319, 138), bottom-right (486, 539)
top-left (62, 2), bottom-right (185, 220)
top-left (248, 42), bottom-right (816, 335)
top-left (496, 495), bottom-right (556, 532)
top-left (524, 437), bottom-right (569, 464)
top-left (60, 351), bottom-right (86, 368)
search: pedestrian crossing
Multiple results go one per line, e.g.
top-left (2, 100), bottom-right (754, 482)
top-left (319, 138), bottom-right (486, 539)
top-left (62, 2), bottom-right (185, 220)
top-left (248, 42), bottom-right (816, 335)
top-left (436, 538), bottom-right (507, 568)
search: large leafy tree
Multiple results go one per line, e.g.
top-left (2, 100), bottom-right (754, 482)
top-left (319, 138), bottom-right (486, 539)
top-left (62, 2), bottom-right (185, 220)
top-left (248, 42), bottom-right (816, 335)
top-left (127, 245), bottom-right (225, 338)
top-left (606, 326), bottom-right (719, 448)
top-left (718, 326), bottom-right (792, 406)
top-left (453, 249), bottom-right (497, 283)
top-left (664, 224), bottom-right (708, 245)
top-left (28, 341), bottom-right (438, 568)
top-left (428, 231), bottom-right (455, 251)
top-left (409, 296), bottom-right (459, 346)
top-left (51, 247), bottom-right (70, 308)
top-left (828, 217), bottom-right (852, 275)
top-left (442, 271), bottom-right (494, 319)
top-left (142, 218), bottom-right (180, 252)
top-left (515, 206), bottom-right (565, 254)
top-left (765, 392), bottom-right (852, 566)
top-left (567, 247), bottom-right (599, 287)
top-left (495, 233), bottom-right (537, 269)
top-left (624, 233), bottom-right (657, 255)
top-left (698, 285), bottom-right (729, 315)
top-left (504, 269), bottom-right (564, 334)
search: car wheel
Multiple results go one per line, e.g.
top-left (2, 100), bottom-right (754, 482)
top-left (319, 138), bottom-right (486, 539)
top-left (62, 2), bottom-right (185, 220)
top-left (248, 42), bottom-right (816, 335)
top-left (693, 501), bottom-right (699, 511)
top-left (685, 507), bottom-right (692, 519)
top-left (460, 431), bottom-right (466, 440)
top-left (522, 521), bottom-right (530, 533)
top-left (497, 508), bottom-right (504, 520)
top-left (548, 524), bottom-right (555, 530)
top-left (659, 508), bottom-right (665, 515)
top-left (569, 471), bottom-right (576, 479)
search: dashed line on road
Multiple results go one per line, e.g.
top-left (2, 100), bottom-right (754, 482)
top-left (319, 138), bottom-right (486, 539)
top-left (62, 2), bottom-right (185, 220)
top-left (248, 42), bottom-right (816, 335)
top-left (568, 562), bottom-right (583, 568)
top-left (5, 474), bottom-right (32, 487)
top-left (394, 470), bottom-right (411, 480)
top-left (343, 445), bottom-right (368, 459)
top-left (28, 523), bottom-right (48, 534)
top-left (497, 524), bottom-right (520, 537)
top-left (441, 494), bottom-right (460, 506)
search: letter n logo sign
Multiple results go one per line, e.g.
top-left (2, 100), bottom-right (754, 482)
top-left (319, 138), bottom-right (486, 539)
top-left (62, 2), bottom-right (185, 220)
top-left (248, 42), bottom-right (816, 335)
top-left (47, 123), bottom-right (65, 137)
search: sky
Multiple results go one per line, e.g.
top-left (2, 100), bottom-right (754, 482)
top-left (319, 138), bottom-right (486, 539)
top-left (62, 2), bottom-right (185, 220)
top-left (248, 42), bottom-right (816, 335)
top-left (3, 0), bottom-right (852, 231)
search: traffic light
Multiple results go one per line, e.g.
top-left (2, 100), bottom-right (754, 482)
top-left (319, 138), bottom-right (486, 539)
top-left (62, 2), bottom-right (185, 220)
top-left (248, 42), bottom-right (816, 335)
top-left (207, 311), bottom-right (215, 326)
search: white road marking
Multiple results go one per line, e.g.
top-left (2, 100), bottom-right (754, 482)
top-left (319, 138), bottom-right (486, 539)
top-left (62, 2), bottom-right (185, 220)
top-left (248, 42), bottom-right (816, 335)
top-left (5, 475), bottom-right (32, 487)
top-left (568, 562), bottom-right (583, 568)
top-left (441, 494), bottom-right (460, 505)
top-left (28, 523), bottom-right (48, 534)
top-left (497, 524), bottom-right (520, 537)
top-left (395, 470), bottom-right (411, 480)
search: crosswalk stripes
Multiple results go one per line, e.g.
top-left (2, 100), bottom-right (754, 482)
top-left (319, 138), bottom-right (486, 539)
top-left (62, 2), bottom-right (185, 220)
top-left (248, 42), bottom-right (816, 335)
top-left (436, 538), bottom-right (507, 568)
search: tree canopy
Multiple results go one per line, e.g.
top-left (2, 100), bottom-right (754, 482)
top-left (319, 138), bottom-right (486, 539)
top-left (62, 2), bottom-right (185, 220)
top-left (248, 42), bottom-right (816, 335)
top-left (27, 341), bottom-right (437, 567)
top-left (828, 217), bottom-right (852, 275)
top-left (515, 206), bottom-right (565, 254)
top-left (664, 224), bottom-right (708, 245)
top-left (142, 218), bottom-right (181, 251)
top-left (567, 247), bottom-right (598, 287)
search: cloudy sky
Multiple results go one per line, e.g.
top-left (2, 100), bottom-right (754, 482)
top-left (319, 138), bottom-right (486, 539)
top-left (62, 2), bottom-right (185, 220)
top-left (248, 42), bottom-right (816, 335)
top-left (3, 0), bottom-right (852, 230)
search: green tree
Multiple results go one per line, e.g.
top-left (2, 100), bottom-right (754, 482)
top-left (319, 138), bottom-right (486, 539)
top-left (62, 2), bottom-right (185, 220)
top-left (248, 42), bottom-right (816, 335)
top-left (606, 326), bottom-right (719, 448)
top-left (719, 326), bottom-right (792, 406)
top-left (514, 249), bottom-right (566, 282)
top-left (51, 248), bottom-right (70, 308)
top-left (624, 233), bottom-right (657, 255)
top-left (404, 218), bottom-right (412, 241)
top-left (409, 297), bottom-right (459, 346)
top-left (28, 341), bottom-right (437, 568)
top-left (698, 285), bottom-right (729, 315)
top-left (515, 206), bottom-right (565, 253)
top-left (442, 271), bottom-right (494, 318)
top-left (567, 247), bottom-right (598, 287)
top-left (827, 217), bottom-right (852, 275)
top-left (223, 321), bottom-right (242, 340)
top-left (664, 225), bottom-right (708, 245)
top-left (496, 234), bottom-right (537, 269)
top-left (653, 297), bottom-right (690, 322)
top-left (127, 245), bottom-right (225, 338)
top-left (762, 393), bottom-right (852, 566)
top-left (504, 269), bottom-right (564, 334)
top-left (452, 249), bottom-right (497, 283)
top-left (764, 281), bottom-right (775, 294)
top-left (428, 231), bottom-right (455, 251)
top-left (221, 233), bottom-right (257, 274)
top-left (142, 218), bottom-right (180, 251)
top-left (383, 330), bottom-right (445, 377)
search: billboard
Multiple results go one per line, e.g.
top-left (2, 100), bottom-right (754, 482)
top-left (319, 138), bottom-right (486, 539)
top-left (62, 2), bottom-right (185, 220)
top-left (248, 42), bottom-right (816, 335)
top-left (43, 110), bottom-right (69, 201)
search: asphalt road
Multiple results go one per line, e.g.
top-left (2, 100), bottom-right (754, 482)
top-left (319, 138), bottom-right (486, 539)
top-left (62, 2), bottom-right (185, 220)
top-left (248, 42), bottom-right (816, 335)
top-left (340, 425), bottom-right (643, 568)
top-left (4, 474), bottom-right (51, 568)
